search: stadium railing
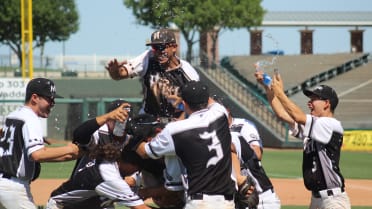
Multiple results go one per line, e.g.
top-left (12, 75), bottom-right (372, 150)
top-left (191, 52), bottom-right (300, 148)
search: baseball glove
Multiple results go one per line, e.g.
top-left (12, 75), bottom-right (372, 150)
top-left (235, 176), bottom-right (259, 209)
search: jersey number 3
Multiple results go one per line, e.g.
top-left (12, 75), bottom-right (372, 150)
top-left (200, 130), bottom-right (223, 168)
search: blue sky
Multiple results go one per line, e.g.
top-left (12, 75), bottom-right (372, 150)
top-left (1, 0), bottom-right (371, 58)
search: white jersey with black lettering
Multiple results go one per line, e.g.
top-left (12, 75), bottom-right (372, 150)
top-left (291, 115), bottom-right (350, 209)
top-left (0, 106), bottom-right (44, 181)
top-left (230, 118), bottom-right (281, 209)
top-left (292, 114), bottom-right (346, 191)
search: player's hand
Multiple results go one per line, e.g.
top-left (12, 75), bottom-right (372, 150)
top-left (105, 59), bottom-right (128, 80)
top-left (271, 71), bottom-right (284, 97)
top-left (67, 142), bottom-right (80, 158)
top-left (163, 86), bottom-right (182, 109)
top-left (237, 176), bottom-right (259, 208)
top-left (124, 176), bottom-right (137, 187)
top-left (254, 70), bottom-right (265, 86)
top-left (167, 94), bottom-right (182, 109)
top-left (108, 103), bottom-right (131, 123)
top-left (254, 70), bottom-right (274, 96)
top-left (273, 70), bottom-right (284, 90)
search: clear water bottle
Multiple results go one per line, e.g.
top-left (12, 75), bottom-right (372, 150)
top-left (113, 107), bottom-right (131, 137)
top-left (255, 61), bottom-right (272, 87)
top-left (113, 120), bottom-right (126, 137)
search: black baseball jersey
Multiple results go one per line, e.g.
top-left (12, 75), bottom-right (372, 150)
top-left (50, 157), bottom-right (143, 208)
top-left (124, 50), bottom-right (199, 118)
top-left (144, 102), bottom-right (236, 196)
top-left (0, 106), bottom-right (44, 181)
top-left (52, 122), bottom-right (141, 208)
top-left (230, 118), bottom-right (274, 193)
top-left (292, 115), bottom-right (345, 192)
top-left (71, 121), bottom-right (128, 177)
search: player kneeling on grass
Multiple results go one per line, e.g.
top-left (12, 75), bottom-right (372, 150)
top-left (45, 99), bottom-right (150, 209)
top-left (45, 142), bottom-right (151, 209)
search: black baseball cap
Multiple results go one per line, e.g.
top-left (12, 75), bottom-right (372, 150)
top-left (107, 99), bottom-right (130, 113)
top-left (303, 85), bottom-right (339, 110)
top-left (181, 81), bottom-right (209, 105)
top-left (26, 78), bottom-right (62, 99)
top-left (146, 29), bottom-right (177, 46)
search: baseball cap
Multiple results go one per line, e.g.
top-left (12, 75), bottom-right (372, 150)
top-left (303, 85), bottom-right (339, 110)
top-left (146, 29), bottom-right (177, 46)
top-left (26, 78), bottom-right (62, 99)
top-left (181, 81), bottom-right (209, 105)
top-left (107, 99), bottom-right (130, 113)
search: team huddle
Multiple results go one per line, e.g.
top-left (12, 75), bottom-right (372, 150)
top-left (0, 28), bottom-right (350, 209)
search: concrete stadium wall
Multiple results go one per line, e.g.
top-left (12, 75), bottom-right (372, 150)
top-left (47, 78), bottom-right (143, 140)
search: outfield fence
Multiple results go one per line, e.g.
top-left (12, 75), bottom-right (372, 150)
top-left (0, 98), bottom-right (142, 141)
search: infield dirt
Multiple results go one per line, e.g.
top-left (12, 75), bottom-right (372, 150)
top-left (31, 178), bottom-right (372, 206)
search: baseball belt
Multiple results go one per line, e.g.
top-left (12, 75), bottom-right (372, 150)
top-left (312, 187), bottom-right (345, 198)
top-left (189, 193), bottom-right (234, 201)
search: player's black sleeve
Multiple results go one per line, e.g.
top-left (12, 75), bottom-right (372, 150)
top-left (73, 118), bottom-right (100, 145)
top-left (239, 136), bottom-right (255, 162)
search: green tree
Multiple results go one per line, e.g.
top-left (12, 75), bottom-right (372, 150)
top-left (33, 0), bottom-right (79, 68)
top-left (123, 0), bottom-right (264, 63)
top-left (201, 0), bottom-right (265, 67)
top-left (0, 0), bottom-right (79, 68)
top-left (123, 0), bottom-right (199, 62)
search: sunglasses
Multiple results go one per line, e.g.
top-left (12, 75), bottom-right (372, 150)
top-left (309, 96), bottom-right (327, 102)
top-left (151, 44), bottom-right (169, 51)
top-left (38, 94), bottom-right (55, 105)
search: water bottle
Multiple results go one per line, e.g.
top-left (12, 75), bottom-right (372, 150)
top-left (113, 107), bottom-right (131, 137)
top-left (113, 120), bottom-right (126, 137)
top-left (254, 61), bottom-right (272, 87)
top-left (262, 73), bottom-right (272, 86)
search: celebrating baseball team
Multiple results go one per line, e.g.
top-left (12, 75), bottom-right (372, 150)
top-left (0, 28), bottom-right (351, 209)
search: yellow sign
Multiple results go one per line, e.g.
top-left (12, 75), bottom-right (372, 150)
top-left (342, 130), bottom-right (372, 151)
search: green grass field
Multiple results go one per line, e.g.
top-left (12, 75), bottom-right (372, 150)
top-left (40, 149), bottom-right (372, 179)
top-left (38, 149), bottom-right (372, 208)
top-left (261, 149), bottom-right (372, 179)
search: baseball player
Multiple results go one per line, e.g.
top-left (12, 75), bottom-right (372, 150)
top-left (230, 119), bottom-right (281, 209)
top-left (122, 114), bottom-right (186, 209)
top-left (45, 99), bottom-right (150, 209)
top-left (105, 28), bottom-right (198, 207)
top-left (255, 71), bottom-right (351, 209)
top-left (0, 78), bottom-right (80, 209)
top-left (132, 81), bottom-right (236, 209)
top-left (72, 99), bottom-right (131, 148)
top-left (69, 99), bottom-right (132, 178)
top-left (213, 96), bottom-right (280, 209)
top-left (46, 142), bottom-right (150, 209)
top-left (105, 28), bottom-right (199, 120)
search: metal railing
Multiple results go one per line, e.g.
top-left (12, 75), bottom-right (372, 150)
top-left (192, 54), bottom-right (291, 144)
top-left (285, 53), bottom-right (370, 96)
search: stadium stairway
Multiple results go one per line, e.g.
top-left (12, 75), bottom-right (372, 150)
top-left (194, 64), bottom-right (302, 148)
top-left (225, 52), bottom-right (371, 130)
top-left (290, 56), bottom-right (372, 129)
